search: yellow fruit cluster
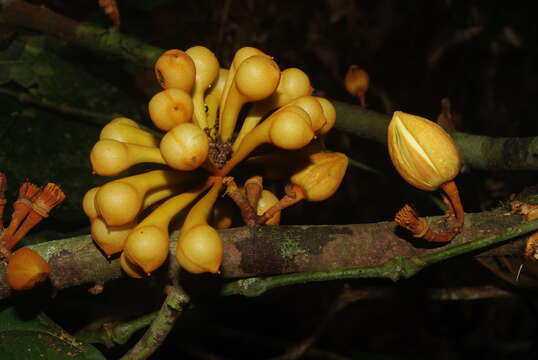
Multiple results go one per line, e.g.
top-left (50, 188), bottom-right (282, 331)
top-left (85, 46), bottom-right (348, 277)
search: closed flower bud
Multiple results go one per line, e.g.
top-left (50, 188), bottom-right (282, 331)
top-left (344, 65), bottom-right (369, 97)
top-left (154, 49), bottom-right (196, 92)
top-left (269, 106), bottom-right (314, 150)
top-left (149, 88), bottom-right (194, 131)
top-left (387, 111), bottom-right (460, 191)
top-left (291, 152), bottom-right (348, 201)
top-left (176, 224), bottom-right (223, 274)
top-left (160, 123), bottom-right (209, 171)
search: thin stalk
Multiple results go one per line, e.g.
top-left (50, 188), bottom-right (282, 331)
top-left (75, 312), bottom-right (157, 347)
top-left (120, 286), bottom-right (189, 360)
top-left (0, 87), bottom-right (122, 123)
top-left (347, 157), bottom-right (383, 176)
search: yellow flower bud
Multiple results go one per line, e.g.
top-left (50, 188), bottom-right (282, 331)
top-left (316, 97), bottom-right (336, 135)
top-left (387, 111), bottom-right (461, 191)
top-left (269, 106), bottom-right (314, 150)
top-left (91, 218), bottom-right (134, 257)
top-left (290, 152), bottom-right (348, 201)
top-left (82, 186), bottom-right (100, 220)
top-left (154, 49), bottom-right (196, 92)
top-left (100, 119), bottom-right (160, 147)
top-left (176, 224), bottom-right (223, 274)
top-left (160, 123), bottom-right (209, 171)
top-left (344, 65), bottom-right (369, 97)
top-left (149, 88), bottom-right (194, 131)
top-left (123, 225), bottom-right (169, 275)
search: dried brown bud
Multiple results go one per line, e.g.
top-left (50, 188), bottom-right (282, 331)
top-left (7, 248), bottom-right (51, 291)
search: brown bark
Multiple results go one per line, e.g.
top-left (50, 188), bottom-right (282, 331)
top-left (220, 208), bottom-right (524, 278)
top-left (0, 207), bottom-right (528, 300)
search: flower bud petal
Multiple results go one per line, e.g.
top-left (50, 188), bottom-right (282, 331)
top-left (291, 152), bottom-right (348, 201)
top-left (387, 111), bottom-right (460, 191)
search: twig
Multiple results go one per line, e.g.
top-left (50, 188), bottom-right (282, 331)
top-left (120, 248), bottom-right (189, 359)
top-left (120, 285), bottom-right (190, 360)
top-left (346, 157), bottom-right (383, 176)
top-left (428, 26), bottom-right (484, 67)
top-left (333, 99), bottom-right (538, 171)
top-left (0, 0), bottom-right (162, 68)
top-left (75, 312), bottom-right (157, 348)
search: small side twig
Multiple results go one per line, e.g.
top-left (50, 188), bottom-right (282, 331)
top-left (120, 251), bottom-right (189, 360)
top-left (76, 312), bottom-right (158, 348)
top-left (223, 177), bottom-right (259, 226)
top-left (120, 285), bottom-right (190, 360)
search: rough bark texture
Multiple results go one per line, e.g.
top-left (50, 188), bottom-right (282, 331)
top-left (219, 208), bottom-right (525, 278)
top-left (0, 207), bottom-right (528, 300)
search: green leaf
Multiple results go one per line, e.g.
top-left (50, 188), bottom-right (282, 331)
top-left (0, 306), bottom-right (105, 359)
top-left (0, 36), bottom-right (138, 119)
top-left (0, 95), bottom-right (103, 238)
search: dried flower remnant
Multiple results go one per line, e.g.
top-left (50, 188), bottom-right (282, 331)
top-left (6, 183), bottom-right (66, 249)
top-left (0, 176), bottom-right (65, 261)
top-left (388, 111), bottom-right (464, 242)
top-left (1, 181), bottom-right (41, 245)
top-left (510, 200), bottom-right (538, 259)
top-left (7, 248), bottom-right (51, 291)
top-left (344, 65), bottom-right (369, 107)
